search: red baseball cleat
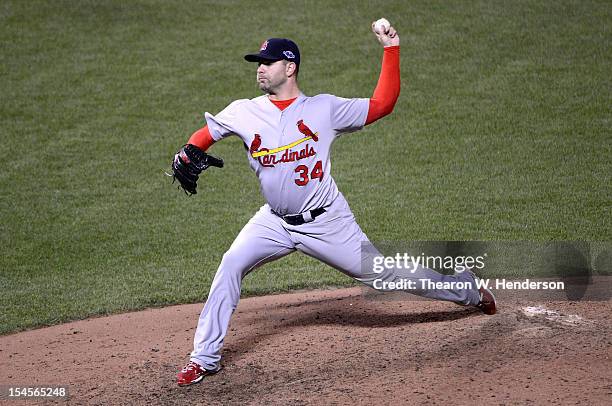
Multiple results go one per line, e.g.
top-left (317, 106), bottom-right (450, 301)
top-left (177, 361), bottom-right (217, 386)
top-left (463, 271), bottom-right (497, 315)
top-left (476, 285), bottom-right (497, 315)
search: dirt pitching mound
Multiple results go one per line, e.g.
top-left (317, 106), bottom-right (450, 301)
top-left (1, 287), bottom-right (610, 405)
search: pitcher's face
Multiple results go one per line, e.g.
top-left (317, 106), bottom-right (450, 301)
top-left (256, 60), bottom-right (291, 95)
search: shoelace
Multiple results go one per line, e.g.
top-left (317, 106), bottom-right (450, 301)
top-left (182, 362), bottom-right (200, 373)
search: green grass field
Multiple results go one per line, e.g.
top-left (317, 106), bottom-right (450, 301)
top-left (1, 0), bottom-right (610, 334)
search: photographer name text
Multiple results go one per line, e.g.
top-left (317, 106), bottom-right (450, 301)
top-left (373, 278), bottom-right (565, 291)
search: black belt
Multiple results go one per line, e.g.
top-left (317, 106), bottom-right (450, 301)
top-left (273, 207), bottom-right (327, 226)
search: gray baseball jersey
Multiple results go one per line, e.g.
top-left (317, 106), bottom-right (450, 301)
top-left (205, 93), bottom-right (369, 215)
top-left (189, 93), bottom-right (481, 372)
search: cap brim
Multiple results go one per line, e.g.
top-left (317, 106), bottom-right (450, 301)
top-left (244, 53), bottom-right (281, 63)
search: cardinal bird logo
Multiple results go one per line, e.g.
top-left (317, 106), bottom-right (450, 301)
top-left (250, 134), bottom-right (262, 154)
top-left (297, 120), bottom-right (318, 142)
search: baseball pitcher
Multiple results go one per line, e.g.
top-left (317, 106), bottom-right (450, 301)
top-left (170, 20), bottom-right (496, 386)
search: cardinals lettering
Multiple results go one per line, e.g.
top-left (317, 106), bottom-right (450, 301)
top-left (250, 120), bottom-right (319, 168)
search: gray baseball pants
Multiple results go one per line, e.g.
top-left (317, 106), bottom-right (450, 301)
top-left (190, 193), bottom-right (480, 371)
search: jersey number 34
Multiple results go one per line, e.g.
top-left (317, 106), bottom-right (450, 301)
top-left (294, 160), bottom-right (323, 186)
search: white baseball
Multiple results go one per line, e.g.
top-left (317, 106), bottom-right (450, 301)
top-left (374, 18), bottom-right (391, 34)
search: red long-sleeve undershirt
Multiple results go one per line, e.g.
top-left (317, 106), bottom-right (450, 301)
top-left (188, 126), bottom-right (214, 151)
top-left (187, 46), bottom-right (400, 151)
top-left (365, 45), bottom-right (400, 125)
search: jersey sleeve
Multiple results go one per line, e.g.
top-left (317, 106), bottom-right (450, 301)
top-left (204, 100), bottom-right (247, 142)
top-left (329, 95), bottom-right (370, 134)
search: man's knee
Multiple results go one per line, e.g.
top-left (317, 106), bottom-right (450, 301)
top-left (208, 250), bottom-right (248, 298)
top-left (217, 245), bottom-right (265, 280)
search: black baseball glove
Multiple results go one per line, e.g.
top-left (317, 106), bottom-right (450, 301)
top-left (169, 144), bottom-right (224, 195)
